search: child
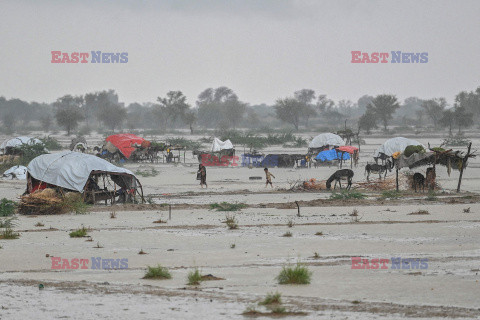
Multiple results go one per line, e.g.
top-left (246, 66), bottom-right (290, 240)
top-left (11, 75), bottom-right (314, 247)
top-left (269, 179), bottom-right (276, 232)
top-left (264, 167), bottom-right (275, 188)
top-left (198, 164), bottom-right (207, 188)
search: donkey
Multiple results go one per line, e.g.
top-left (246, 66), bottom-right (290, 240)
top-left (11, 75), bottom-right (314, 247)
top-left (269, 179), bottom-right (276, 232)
top-left (326, 169), bottom-right (354, 190)
top-left (412, 172), bottom-right (425, 193)
top-left (365, 159), bottom-right (392, 181)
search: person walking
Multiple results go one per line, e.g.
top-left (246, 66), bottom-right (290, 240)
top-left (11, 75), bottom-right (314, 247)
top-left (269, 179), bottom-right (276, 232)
top-left (198, 164), bottom-right (207, 188)
top-left (264, 167), bottom-right (275, 188)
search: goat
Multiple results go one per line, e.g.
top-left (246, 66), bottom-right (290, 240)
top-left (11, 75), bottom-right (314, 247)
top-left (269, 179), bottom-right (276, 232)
top-left (412, 172), bottom-right (425, 192)
top-left (365, 160), bottom-right (392, 181)
top-left (326, 169), bottom-right (354, 190)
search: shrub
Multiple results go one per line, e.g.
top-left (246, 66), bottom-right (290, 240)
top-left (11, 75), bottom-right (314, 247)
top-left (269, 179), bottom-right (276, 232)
top-left (282, 231), bottom-right (292, 237)
top-left (135, 168), bottom-right (159, 177)
top-left (0, 198), bottom-right (16, 217)
top-left (426, 190), bottom-right (437, 201)
top-left (0, 227), bottom-right (20, 239)
top-left (63, 193), bottom-right (90, 214)
top-left (143, 265), bottom-right (171, 279)
top-left (69, 226), bottom-right (88, 238)
top-left (40, 136), bottom-right (62, 150)
top-left (276, 263), bottom-right (312, 284)
top-left (259, 292), bottom-right (282, 305)
top-left (330, 190), bottom-right (366, 200)
top-left (225, 214), bottom-right (238, 230)
top-left (210, 202), bottom-right (247, 211)
top-left (187, 268), bottom-right (202, 285)
top-left (0, 217), bottom-right (17, 228)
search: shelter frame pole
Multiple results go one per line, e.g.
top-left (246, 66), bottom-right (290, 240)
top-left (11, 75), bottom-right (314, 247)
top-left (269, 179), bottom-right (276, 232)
top-left (456, 142), bottom-right (472, 193)
top-left (396, 168), bottom-right (399, 191)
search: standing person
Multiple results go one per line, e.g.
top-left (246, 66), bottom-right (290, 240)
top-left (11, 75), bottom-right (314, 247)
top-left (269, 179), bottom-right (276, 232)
top-left (198, 164), bottom-right (207, 188)
top-left (264, 167), bottom-right (275, 188)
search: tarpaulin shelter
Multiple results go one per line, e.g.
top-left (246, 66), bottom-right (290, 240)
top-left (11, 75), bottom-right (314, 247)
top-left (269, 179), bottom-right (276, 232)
top-left (0, 136), bottom-right (43, 155)
top-left (105, 134), bottom-right (148, 159)
top-left (260, 154), bottom-right (297, 168)
top-left (2, 165), bottom-right (27, 180)
top-left (315, 149), bottom-right (350, 162)
top-left (211, 138), bottom-right (234, 152)
top-left (308, 133), bottom-right (345, 149)
top-left (241, 153), bottom-right (264, 167)
top-left (337, 146), bottom-right (359, 154)
top-left (374, 137), bottom-right (425, 159)
top-left (26, 151), bottom-right (144, 203)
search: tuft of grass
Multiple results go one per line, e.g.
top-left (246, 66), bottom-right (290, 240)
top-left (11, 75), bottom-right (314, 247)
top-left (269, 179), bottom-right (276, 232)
top-left (381, 190), bottom-right (401, 199)
top-left (287, 219), bottom-right (294, 228)
top-left (352, 300), bottom-right (361, 304)
top-left (225, 214), bottom-right (238, 230)
top-left (270, 306), bottom-right (286, 314)
top-left (63, 194), bottom-right (90, 214)
top-left (315, 231), bottom-right (323, 236)
top-left (143, 265), bottom-right (172, 279)
top-left (282, 231), bottom-right (292, 237)
top-left (210, 202), bottom-right (247, 211)
top-left (135, 168), bottom-right (159, 177)
top-left (94, 241), bottom-right (103, 248)
top-left (187, 267), bottom-right (202, 285)
top-left (330, 190), bottom-right (366, 200)
top-left (313, 252), bottom-right (320, 259)
top-left (35, 222), bottom-right (44, 227)
top-left (0, 227), bottom-right (20, 239)
top-left (69, 226), bottom-right (88, 238)
top-left (138, 249), bottom-right (147, 254)
top-left (0, 198), bottom-right (16, 217)
top-left (463, 207), bottom-right (471, 213)
top-left (276, 263), bottom-right (312, 285)
top-left (408, 209), bottom-right (430, 215)
top-left (426, 190), bottom-right (437, 201)
top-left (110, 211), bottom-right (116, 219)
top-left (259, 292), bottom-right (282, 305)
top-left (0, 217), bottom-right (17, 228)
top-left (230, 243), bottom-right (236, 249)
top-left (243, 305), bottom-right (261, 316)
top-left (349, 209), bottom-right (358, 216)
top-left (153, 218), bottom-right (167, 224)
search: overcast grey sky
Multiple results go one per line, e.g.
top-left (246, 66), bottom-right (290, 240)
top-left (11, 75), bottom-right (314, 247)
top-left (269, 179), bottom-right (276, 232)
top-left (0, 0), bottom-right (479, 106)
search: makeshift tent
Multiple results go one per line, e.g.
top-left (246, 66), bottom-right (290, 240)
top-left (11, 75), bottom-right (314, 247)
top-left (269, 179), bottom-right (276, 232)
top-left (241, 154), bottom-right (264, 167)
top-left (26, 151), bottom-right (144, 202)
top-left (2, 165), bottom-right (27, 180)
top-left (0, 136), bottom-right (43, 154)
top-left (315, 149), bottom-right (350, 162)
top-left (374, 137), bottom-right (425, 158)
top-left (260, 154), bottom-right (296, 168)
top-left (211, 138), bottom-right (234, 152)
top-left (104, 134), bottom-right (148, 159)
top-left (308, 133), bottom-right (345, 149)
top-left (336, 146), bottom-right (358, 154)
top-left (70, 136), bottom-right (87, 151)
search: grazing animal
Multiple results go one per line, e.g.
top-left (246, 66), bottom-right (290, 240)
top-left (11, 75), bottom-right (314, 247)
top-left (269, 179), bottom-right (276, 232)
top-left (326, 169), bottom-right (354, 190)
top-left (425, 167), bottom-right (436, 190)
top-left (365, 160), bottom-right (392, 181)
top-left (412, 173), bottom-right (425, 192)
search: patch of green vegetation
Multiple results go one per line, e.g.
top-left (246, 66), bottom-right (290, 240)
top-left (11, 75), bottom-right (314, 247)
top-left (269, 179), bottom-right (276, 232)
top-left (282, 231), bottom-right (292, 237)
top-left (276, 263), bottom-right (312, 285)
top-left (330, 190), bottom-right (366, 200)
top-left (0, 227), bottom-right (20, 239)
top-left (69, 226), bottom-right (88, 238)
top-left (166, 137), bottom-right (202, 150)
top-left (259, 292), bottom-right (282, 305)
top-left (135, 168), bottom-right (159, 177)
top-left (0, 198), bottom-right (16, 217)
top-left (426, 190), bottom-right (437, 201)
top-left (381, 190), bottom-right (402, 199)
top-left (40, 136), bottom-right (62, 150)
top-left (224, 214), bottom-right (238, 230)
top-left (63, 194), bottom-right (90, 214)
top-left (17, 143), bottom-right (48, 165)
top-left (143, 265), bottom-right (172, 279)
top-left (187, 267), bottom-right (202, 285)
top-left (210, 202), bottom-right (247, 211)
top-left (408, 209), bottom-right (430, 215)
top-left (0, 217), bottom-right (17, 228)
top-left (270, 306), bottom-right (286, 314)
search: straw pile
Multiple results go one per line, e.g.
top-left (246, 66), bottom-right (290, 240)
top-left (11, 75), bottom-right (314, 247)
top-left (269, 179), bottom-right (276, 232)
top-left (355, 176), bottom-right (398, 191)
top-left (18, 188), bottom-right (65, 215)
top-left (302, 178), bottom-right (327, 190)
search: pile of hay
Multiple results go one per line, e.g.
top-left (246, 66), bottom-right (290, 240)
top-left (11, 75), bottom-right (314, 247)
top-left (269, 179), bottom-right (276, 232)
top-left (356, 176), bottom-right (399, 191)
top-left (18, 188), bottom-right (65, 215)
top-left (302, 178), bottom-right (326, 190)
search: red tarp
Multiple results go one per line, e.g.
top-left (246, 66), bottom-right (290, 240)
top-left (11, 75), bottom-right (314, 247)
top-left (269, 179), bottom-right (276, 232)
top-left (336, 146), bottom-right (359, 154)
top-left (105, 134), bottom-right (146, 159)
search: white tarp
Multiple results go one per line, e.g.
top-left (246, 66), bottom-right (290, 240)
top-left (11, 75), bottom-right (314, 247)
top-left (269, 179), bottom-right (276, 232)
top-left (211, 138), bottom-right (234, 152)
top-left (374, 137), bottom-right (425, 158)
top-left (27, 151), bottom-right (135, 192)
top-left (2, 165), bottom-right (27, 180)
top-left (308, 133), bottom-right (345, 149)
top-left (0, 136), bottom-right (43, 152)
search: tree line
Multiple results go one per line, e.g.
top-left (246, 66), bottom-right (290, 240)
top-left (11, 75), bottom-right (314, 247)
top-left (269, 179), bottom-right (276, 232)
top-left (0, 86), bottom-right (479, 135)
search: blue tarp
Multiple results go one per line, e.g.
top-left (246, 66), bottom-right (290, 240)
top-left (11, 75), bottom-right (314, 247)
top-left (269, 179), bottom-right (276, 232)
top-left (261, 154), bottom-right (279, 167)
top-left (315, 149), bottom-right (350, 162)
top-left (241, 154), bottom-right (264, 167)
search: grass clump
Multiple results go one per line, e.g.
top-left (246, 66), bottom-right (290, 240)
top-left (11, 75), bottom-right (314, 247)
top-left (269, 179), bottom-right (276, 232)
top-left (0, 198), bottom-right (16, 217)
top-left (259, 292), bottom-right (282, 305)
top-left (330, 190), bottom-right (366, 200)
top-left (210, 201), bottom-right (247, 211)
top-left (135, 168), bottom-right (159, 177)
top-left (69, 226), bottom-right (88, 238)
top-left (282, 231), bottom-right (292, 237)
top-left (315, 231), bottom-right (323, 236)
top-left (426, 190), bottom-right (437, 201)
top-left (0, 227), bottom-right (20, 239)
top-left (270, 306), bottom-right (286, 314)
top-left (408, 209), bottom-right (430, 215)
top-left (276, 263), bottom-right (312, 285)
top-left (143, 265), bottom-right (172, 279)
top-left (187, 267), bottom-right (202, 285)
top-left (35, 222), bottom-right (45, 227)
top-left (0, 217), bottom-right (17, 228)
top-left (287, 219), bottom-right (294, 228)
top-left (381, 190), bottom-right (402, 199)
top-left (63, 193), bottom-right (90, 214)
top-left (313, 252), bottom-right (320, 259)
top-left (40, 136), bottom-right (62, 150)
top-left (224, 214), bottom-right (239, 229)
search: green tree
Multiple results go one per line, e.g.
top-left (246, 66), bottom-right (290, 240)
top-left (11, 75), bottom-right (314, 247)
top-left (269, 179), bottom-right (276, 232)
top-left (157, 91), bottom-right (190, 129)
top-left (274, 98), bottom-right (304, 131)
top-left (421, 98), bottom-right (446, 129)
top-left (294, 89), bottom-right (317, 126)
top-left (97, 101), bottom-right (127, 132)
top-left (197, 87), bottom-right (246, 129)
top-left (439, 109), bottom-right (454, 136)
top-left (53, 95), bottom-right (84, 135)
top-left (358, 108), bottom-right (377, 134)
top-left (453, 106), bottom-right (474, 133)
top-left (368, 94), bottom-right (400, 130)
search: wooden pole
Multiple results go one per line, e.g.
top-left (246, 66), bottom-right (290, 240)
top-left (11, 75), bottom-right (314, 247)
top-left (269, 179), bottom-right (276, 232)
top-left (396, 168), bottom-right (399, 191)
top-left (457, 142), bottom-right (472, 193)
top-left (295, 201), bottom-right (300, 217)
top-left (169, 204), bottom-right (172, 220)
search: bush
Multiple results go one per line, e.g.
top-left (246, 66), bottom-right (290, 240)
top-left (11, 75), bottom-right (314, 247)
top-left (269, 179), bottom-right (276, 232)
top-left (63, 193), bottom-right (90, 214)
top-left (187, 268), bottom-right (202, 285)
top-left (224, 214), bottom-right (238, 229)
top-left (40, 136), bottom-right (62, 150)
top-left (143, 265), bottom-right (172, 279)
top-left (0, 198), bottom-right (16, 217)
top-left (259, 292), bottom-right (282, 305)
top-left (210, 202), bottom-right (247, 211)
top-left (69, 226), bottom-right (88, 238)
top-left (404, 145), bottom-right (425, 157)
top-left (276, 263), bottom-right (312, 284)
top-left (0, 227), bottom-right (19, 239)
top-left (329, 190), bottom-right (366, 200)
top-left (166, 137), bottom-right (202, 150)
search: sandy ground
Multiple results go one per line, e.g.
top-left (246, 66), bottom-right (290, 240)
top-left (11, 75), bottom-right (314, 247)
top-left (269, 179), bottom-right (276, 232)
top-left (1, 132), bottom-right (480, 319)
